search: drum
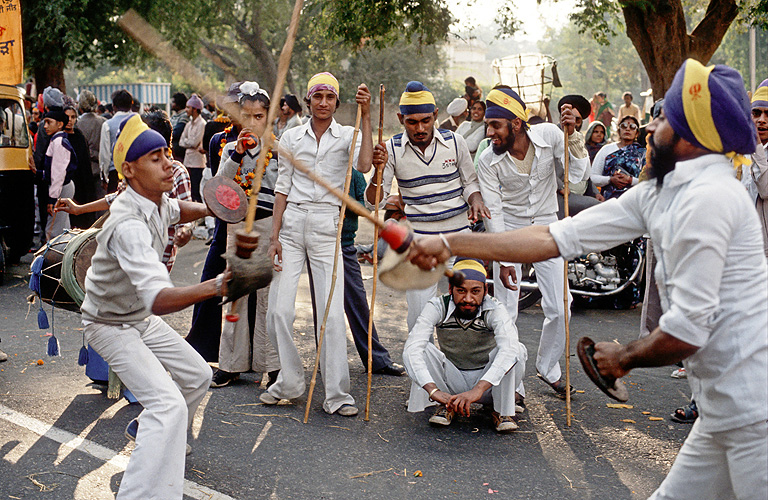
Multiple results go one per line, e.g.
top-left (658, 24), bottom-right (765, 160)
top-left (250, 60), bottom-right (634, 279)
top-left (33, 228), bottom-right (99, 312)
top-left (61, 228), bottom-right (99, 306)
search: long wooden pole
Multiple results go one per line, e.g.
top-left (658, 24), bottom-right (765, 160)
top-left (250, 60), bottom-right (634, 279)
top-left (304, 105), bottom-right (362, 423)
top-left (244, 0), bottom-right (304, 234)
top-left (364, 85), bottom-right (385, 421)
top-left (563, 128), bottom-right (572, 427)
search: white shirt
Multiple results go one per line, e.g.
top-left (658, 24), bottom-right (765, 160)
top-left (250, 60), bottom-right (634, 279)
top-left (179, 115), bottom-right (207, 168)
top-left (591, 142), bottom-right (641, 187)
top-left (98, 110), bottom-right (130, 180)
top-left (107, 187), bottom-right (179, 311)
top-left (477, 122), bottom-right (589, 229)
top-left (549, 154), bottom-right (768, 432)
top-left (275, 118), bottom-right (361, 206)
top-left (403, 295), bottom-right (523, 387)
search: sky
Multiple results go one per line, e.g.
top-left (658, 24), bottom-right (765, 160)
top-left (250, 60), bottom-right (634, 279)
top-left (447, 0), bottom-right (577, 43)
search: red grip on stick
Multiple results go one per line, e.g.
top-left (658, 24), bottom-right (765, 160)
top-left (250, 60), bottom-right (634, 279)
top-left (380, 220), bottom-right (412, 254)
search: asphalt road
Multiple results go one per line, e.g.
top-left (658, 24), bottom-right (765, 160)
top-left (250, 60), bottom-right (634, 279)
top-left (0, 232), bottom-right (694, 500)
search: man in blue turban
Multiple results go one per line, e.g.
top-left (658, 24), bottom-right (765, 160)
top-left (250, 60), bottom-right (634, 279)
top-left (407, 60), bottom-right (767, 500)
top-left (366, 81), bottom-right (489, 333)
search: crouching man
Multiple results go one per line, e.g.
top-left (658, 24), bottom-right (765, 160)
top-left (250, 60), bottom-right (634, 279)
top-left (80, 114), bottom-right (224, 500)
top-left (402, 258), bottom-right (527, 433)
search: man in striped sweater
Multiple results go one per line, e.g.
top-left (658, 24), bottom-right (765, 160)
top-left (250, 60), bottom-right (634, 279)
top-left (367, 81), bottom-right (489, 332)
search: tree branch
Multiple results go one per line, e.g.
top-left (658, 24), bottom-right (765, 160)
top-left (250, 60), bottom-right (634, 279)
top-left (688, 0), bottom-right (739, 62)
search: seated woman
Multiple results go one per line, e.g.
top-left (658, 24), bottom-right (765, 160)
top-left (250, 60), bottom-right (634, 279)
top-left (590, 115), bottom-right (645, 200)
top-left (456, 100), bottom-right (486, 158)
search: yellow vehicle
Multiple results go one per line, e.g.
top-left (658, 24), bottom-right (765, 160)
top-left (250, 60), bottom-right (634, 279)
top-left (0, 84), bottom-right (34, 283)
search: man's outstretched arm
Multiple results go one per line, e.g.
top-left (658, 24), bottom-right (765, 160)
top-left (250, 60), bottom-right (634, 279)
top-left (408, 225), bottom-right (560, 270)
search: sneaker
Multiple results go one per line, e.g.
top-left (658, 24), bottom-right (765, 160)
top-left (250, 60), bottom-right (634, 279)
top-left (428, 406), bottom-right (454, 426)
top-left (210, 369), bottom-right (240, 388)
top-left (259, 392), bottom-right (280, 405)
top-left (492, 411), bottom-right (518, 433)
top-left (670, 367), bottom-right (687, 379)
top-left (125, 419), bottom-right (191, 455)
top-left (336, 404), bottom-right (359, 417)
top-left (0, 349), bottom-right (7, 362)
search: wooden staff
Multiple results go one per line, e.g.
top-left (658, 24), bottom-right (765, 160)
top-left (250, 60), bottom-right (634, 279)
top-left (364, 85), bottom-right (385, 421)
top-left (304, 105), bottom-right (362, 424)
top-left (563, 127), bottom-right (572, 427)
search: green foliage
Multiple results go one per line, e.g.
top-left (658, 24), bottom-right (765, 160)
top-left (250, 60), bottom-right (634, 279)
top-left (710, 24), bottom-right (768, 85)
top-left (571, 0), bottom-right (623, 45)
top-left (319, 0), bottom-right (453, 48)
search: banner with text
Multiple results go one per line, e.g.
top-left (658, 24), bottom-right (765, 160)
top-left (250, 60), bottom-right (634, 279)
top-left (0, 0), bottom-right (23, 85)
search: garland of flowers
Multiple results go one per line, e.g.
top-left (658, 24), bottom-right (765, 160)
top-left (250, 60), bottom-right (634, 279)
top-left (234, 147), bottom-right (273, 197)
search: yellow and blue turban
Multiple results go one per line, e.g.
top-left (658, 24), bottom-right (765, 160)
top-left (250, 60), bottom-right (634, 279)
top-left (306, 72), bottom-right (339, 100)
top-left (752, 78), bottom-right (768, 109)
top-left (452, 257), bottom-right (487, 284)
top-left (485, 88), bottom-right (528, 124)
top-left (399, 81), bottom-right (436, 115)
top-left (664, 59), bottom-right (756, 164)
top-left (113, 114), bottom-right (167, 179)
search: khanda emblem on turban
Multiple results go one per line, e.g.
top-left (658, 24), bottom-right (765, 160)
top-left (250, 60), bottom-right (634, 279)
top-left (689, 83), bottom-right (702, 100)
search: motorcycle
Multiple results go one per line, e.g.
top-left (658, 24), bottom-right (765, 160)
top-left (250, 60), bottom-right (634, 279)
top-left (517, 237), bottom-right (646, 310)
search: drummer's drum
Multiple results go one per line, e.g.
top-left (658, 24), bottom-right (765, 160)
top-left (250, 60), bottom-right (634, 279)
top-left (61, 228), bottom-right (99, 306)
top-left (33, 228), bottom-right (99, 312)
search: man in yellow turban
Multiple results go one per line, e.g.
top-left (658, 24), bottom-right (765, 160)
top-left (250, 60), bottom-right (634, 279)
top-left (408, 60), bottom-right (767, 500)
top-left (476, 85), bottom-right (589, 397)
top-left (402, 257), bottom-right (527, 433)
top-left (80, 113), bottom-right (229, 500)
top-left (263, 73), bottom-right (374, 417)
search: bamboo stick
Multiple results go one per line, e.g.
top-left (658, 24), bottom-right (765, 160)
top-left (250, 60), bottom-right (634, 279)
top-left (304, 105), bottom-right (362, 423)
top-left (364, 85), bottom-right (385, 421)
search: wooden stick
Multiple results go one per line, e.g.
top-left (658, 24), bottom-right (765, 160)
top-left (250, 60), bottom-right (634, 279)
top-left (244, 0), bottom-right (304, 234)
top-left (304, 105), bottom-right (362, 424)
top-left (364, 85), bottom-right (385, 421)
top-left (563, 128), bottom-right (572, 427)
top-left (278, 148), bottom-right (385, 231)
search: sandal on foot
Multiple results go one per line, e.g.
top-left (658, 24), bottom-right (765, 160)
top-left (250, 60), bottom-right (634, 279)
top-left (670, 401), bottom-right (698, 423)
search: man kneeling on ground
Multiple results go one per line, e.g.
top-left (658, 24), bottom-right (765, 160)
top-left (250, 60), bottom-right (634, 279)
top-left (402, 258), bottom-right (527, 433)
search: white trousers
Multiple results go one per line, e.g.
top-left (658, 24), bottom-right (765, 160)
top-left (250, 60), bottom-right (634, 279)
top-left (266, 203), bottom-right (353, 413)
top-left (219, 217), bottom-right (280, 373)
top-left (405, 343), bottom-right (527, 416)
top-left (649, 419), bottom-right (768, 500)
top-left (84, 316), bottom-right (212, 500)
top-left (493, 213), bottom-right (571, 383)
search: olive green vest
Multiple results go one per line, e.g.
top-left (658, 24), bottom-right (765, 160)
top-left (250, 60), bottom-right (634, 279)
top-left (435, 295), bottom-right (497, 370)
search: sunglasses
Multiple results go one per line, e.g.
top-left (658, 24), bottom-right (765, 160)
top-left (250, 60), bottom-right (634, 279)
top-left (752, 109), bottom-right (768, 118)
top-left (619, 122), bottom-right (638, 130)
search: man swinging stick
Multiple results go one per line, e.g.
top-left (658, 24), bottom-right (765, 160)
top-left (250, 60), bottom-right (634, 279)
top-left (407, 60), bottom-right (768, 500)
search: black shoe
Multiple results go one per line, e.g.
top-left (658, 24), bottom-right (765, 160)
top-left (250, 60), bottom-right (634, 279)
top-left (210, 369), bottom-right (240, 388)
top-left (372, 363), bottom-right (405, 376)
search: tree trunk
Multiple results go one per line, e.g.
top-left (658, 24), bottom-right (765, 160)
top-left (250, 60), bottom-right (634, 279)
top-left (622, 0), bottom-right (738, 99)
top-left (34, 63), bottom-right (66, 95)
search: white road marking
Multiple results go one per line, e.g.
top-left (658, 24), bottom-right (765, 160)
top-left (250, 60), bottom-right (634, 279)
top-left (0, 404), bottom-right (237, 500)
top-left (251, 420), bottom-right (272, 453)
top-left (191, 391), bottom-right (212, 440)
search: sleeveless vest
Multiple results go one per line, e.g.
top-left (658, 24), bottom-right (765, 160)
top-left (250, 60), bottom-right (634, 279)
top-left (435, 295), bottom-right (497, 370)
top-left (389, 129), bottom-right (470, 234)
top-left (80, 191), bottom-right (171, 324)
